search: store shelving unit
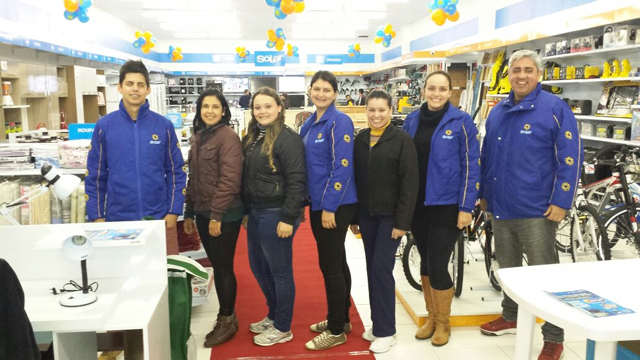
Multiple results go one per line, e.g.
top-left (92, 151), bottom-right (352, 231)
top-left (574, 115), bottom-right (631, 123)
top-left (581, 135), bottom-right (638, 146)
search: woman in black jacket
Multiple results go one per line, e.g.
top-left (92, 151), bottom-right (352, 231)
top-left (241, 87), bottom-right (307, 347)
top-left (350, 89), bottom-right (419, 354)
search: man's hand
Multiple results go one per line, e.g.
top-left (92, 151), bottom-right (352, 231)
top-left (184, 218), bottom-right (195, 234)
top-left (544, 205), bottom-right (566, 222)
top-left (164, 214), bottom-right (178, 228)
top-left (349, 224), bottom-right (360, 235)
top-left (93, 218), bottom-right (106, 222)
top-left (209, 220), bottom-right (222, 237)
top-left (457, 211), bottom-right (472, 229)
top-left (322, 210), bottom-right (336, 229)
top-left (242, 215), bottom-right (249, 229)
top-left (391, 228), bottom-right (406, 240)
top-left (277, 222), bottom-right (293, 238)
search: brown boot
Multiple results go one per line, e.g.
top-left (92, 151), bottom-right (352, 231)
top-left (415, 276), bottom-right (436, 340)
top-left (204, 313), bottom-right (238, 347)
top-left (431, 287), bottom-right (454, 347)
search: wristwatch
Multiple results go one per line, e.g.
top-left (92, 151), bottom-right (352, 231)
top-left (210, 218), bottom-right (219, 222)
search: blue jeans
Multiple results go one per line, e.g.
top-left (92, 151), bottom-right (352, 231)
top-left (247, 207), bottom-right (299, 332)
top-left (357, 213), bottom-right (398, 338)
top-left (493, 217), bottom-right (564, 343)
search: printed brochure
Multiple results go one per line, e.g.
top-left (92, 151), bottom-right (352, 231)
top-left (85, 228), bottom-right (145, 241)
top-left (546, 289), bottom-right (635, 318)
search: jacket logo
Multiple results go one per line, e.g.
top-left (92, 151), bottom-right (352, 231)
top-left (445, 130), bottom-right (452, 135)
top-left (334, 182), bottom-right (342, 191)
top-left (521, 124), bottom-right (532, 135)
top-left (565, 131), bottom-right (573, 139)
top-left (344, 134), bottom-right (351, 143)
top-left (562, 182), bottom-right (571, 191)
top-left (85, 170), bottom-right (89, 176)
top-left (442, 129), bottom-right (453, 140)
top-left (341, 159), bottom-right (349, 167)
top-left (84, 194), bottom-right (89, 202)
top-left (182, 165), bottom-right (188, 172)
top-left (478, 159), bottom-right (481, 166)
top-left (182, 189), bottom-right (187, 195)
top-left (476, 182), bottom-right (480, 190)
top-left (317, 133), bottom-right (322, 139)
top-left (565, 157), bottom-right (574, 166)
top-left (150, 134), bottom-right (161, 144)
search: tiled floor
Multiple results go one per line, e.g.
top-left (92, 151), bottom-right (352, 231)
top-left (189, 232), bottom-right (589, 360)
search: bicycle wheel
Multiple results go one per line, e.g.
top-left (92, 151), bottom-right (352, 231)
top-left (602, 204), bottom-right (640, 257)
top-left (555, 212), bottom-right (573, 253)
top-left (482, 222), bottom-right (502, 292)
top-left (449, 232), bottom-right (465, 298)
top-left (570, 205), bottom-right (610, 262)
top-left (402, 234), bottom-right (423, 291)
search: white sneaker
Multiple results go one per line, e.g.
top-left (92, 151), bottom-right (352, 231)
top-left (362, 328), bottom-right (375, 342)
top-left (249, 317), bottom-right (274, 334)
top-left (369, 335), bottom-right (397, 354)
top-left (253, 325), bottom-right (293, 346)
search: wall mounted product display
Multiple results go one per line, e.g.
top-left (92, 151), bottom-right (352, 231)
top-left (596, 82), bottom-right (639, 118)
top-left (222, 78), bottom-right (249, 93)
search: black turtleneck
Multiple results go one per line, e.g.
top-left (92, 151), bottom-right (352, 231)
top-left (413, 101), bottom-right (458, 228)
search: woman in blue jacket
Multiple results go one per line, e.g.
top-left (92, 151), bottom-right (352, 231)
top-left (300, 70), bottom-right (358, 351)
top-left (403, 70), bottom-right (481, 347)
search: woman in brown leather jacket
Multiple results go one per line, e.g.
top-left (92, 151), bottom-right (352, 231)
top-left (183, 89), bottom-right (244, 347)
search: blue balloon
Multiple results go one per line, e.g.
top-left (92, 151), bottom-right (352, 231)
top-left (274, 7), bottom-right (287, 19)
top-left (266, 41), bottom-right (275, 48)
top-left (169, 46), bottom-right (174, 53)
top-left (78, 0), bottom-right (92, 9)
top-left (444, 3), bottom-right (456, 15)
top-left (138, 36), bottom-right (146, 44)
top-left (376, 29), bottom-right (385, 37)
top-left (64, 10), bottom-right (77, 20)
top-left (150, 37), bottom-right (157, 45)
top-left (133, 40), bottom-right (141, 48)
top-left (384, 34), bottom-right (392, 42)
top-left (78, 12), bottom-right (89, 22)
top-left (355, 51), bottom-right (360, 57)
top-left (245, 50), bottom-right (251, 56)
top-left (383, 41), bottom-right (390, 48)
top-left (276, 28), bottom-right (284, 37)
top-left (266, 0), bottom-right (280, 6)
top-left (428, 0), bottom-right (438, 10)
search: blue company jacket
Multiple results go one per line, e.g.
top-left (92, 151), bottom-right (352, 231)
top-left (85, 100), bottom-right (186, 221)
top-left (299, 103), bottom-right (357, 212)
top-left (403, 105), bottom-right (481, 213)
top-left (479, 84), bottom-right (582, 220)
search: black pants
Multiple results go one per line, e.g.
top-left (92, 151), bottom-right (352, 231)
top-left (411, 206), bottom-right (461, 290)
top-left (310, 203), bottom-right (357, 335)
top-left (196, 215), bottom-right (242, 316)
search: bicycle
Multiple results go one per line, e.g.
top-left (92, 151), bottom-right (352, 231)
top-left (596, 146), bottom-right (640, 257)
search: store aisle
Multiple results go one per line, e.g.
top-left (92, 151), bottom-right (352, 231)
top-left (189, 231), bottom-right (588, 360)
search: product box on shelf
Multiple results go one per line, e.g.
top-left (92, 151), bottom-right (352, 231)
top-left (613, 124), bottom-right (631, 140)
top-left (571, 38), bottom-right (582, 53)
top-left (545, 43), bottom-right (556, 57)
top-left (631, 110), bottom-right (640, 141)
top-left (614, 25), bottom-right (638, 47)
top-left (580, 122), bottom-right (597, 137)
top-left (556, 40), bottom-right (569, 55)
top-left (581, 36), bottom-right (595, 52)
top-left (603, 25), bottom-right (616, 48)
top-left (595, 123), bottom-right (613, 138)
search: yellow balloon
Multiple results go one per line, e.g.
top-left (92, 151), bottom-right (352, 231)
top-left (135, 31), bottom-right (142, 39)
top-left (349, 53), bottom-right (354, 57)
top-left (236, 47), bottom-right (242, 53)
top-left (141, 45), bottom-right (150, 54)
top-left (64, 0), bottom-right (79, 12)
top-left (281, 0), bottom-right (295, 15)
top-left (374, 37), bottom-right (383, 44)
top-left (293, 1), bottom-right (305, 13)
top-left (447, 11), bottom-right (460, 22)
top-left (390, 31), bottom-right (396, 38)
top-left (143, 31), bottom-right (152, 40)
top-left (431, 9), bottom-right (446, 26)
top-left (383, 23), bottom-right (392, 34)
top-left (354, 44), bottom-right (361, 51)
top-left (178, 53), bottom-right (184, 60)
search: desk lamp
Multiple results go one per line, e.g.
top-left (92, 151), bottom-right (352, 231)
top-left (0, 163), bottom-right (81, 225)
top-left (60, 231), bottom-right (98, 307)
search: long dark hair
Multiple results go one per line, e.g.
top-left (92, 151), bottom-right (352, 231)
top-left (193, 89), bottom-right (231, 133)
top-left (242, 87), bottom-right (286, 172)
top-left (365, 89), bottom-right (393, 108)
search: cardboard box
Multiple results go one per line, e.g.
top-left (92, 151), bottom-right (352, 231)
top-left (631, 110), bottom-right (640, 141)
top-left (603, 25), bottom-right (616, 48)
top-left (545, 43), bottom-right (556, 57)
top-left (580, 122), bottom-right (597, 137)
top-left (556, 40), bottom-right (568, 55)
top-left (581, 36), bottom-right (595, 52)
top-left (613, 124), bottom-right (630, 140)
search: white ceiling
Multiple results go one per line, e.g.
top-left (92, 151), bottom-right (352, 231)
top-left (95, 0), bottom-right (430, 42)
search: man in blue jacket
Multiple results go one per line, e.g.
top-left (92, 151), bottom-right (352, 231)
top-left (85, 60), bottom-right (186, 251)
top-left (478, 50), bottom-right (581, 360)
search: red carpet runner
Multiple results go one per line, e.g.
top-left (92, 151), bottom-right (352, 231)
top-left (209, 211), bottom-right (375, 360)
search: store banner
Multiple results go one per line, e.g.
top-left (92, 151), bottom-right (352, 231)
top-left (254, 51), bottom-right (286, 67)
top-left (323, 56), bottom-right (343, 65)
top-left (68, 123), bottom-right (96, 140)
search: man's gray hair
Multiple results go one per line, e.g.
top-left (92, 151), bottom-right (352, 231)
top-left (508, 50), bottom-right (542, 70)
